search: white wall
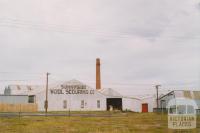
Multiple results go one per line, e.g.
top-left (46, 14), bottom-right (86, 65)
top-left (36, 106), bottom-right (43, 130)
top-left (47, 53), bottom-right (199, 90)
top-left (122, 98), bottom-right (141, 112)
top-left (36, 90), bottom-right (107, 111)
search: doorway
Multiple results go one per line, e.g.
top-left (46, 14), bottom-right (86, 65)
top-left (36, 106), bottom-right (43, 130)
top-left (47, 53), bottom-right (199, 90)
top-left (142, 103), bottom-right (148, 113)
top-left (106, 98), bottom-right (122, 111)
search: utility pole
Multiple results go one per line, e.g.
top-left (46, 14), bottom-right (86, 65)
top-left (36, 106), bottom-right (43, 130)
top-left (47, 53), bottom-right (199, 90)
top-left (45, 72), bottom-right (50, 115)
top-left (155, 85), bottom-right (161, 109)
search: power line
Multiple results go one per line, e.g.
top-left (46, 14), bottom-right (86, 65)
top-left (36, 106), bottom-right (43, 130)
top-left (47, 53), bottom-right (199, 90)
top-left (0, 17), bottom-right (161, 37)
top-left (0, 72), bottom-right (45, 75)
top-left (0, 71), bottom-right (198, 85)
top-left (43, 77), bottom-right (200, 87)
top-left (0, 21), bottom-right (138, 39)
top-left (0, 79), bottom-right (45, 82)
top-left (0, 71), bottom-right (199, 87)
top-left (0, 80), bottom-right (29, 82)
top-left (0, 17), bottom-right (200, 40)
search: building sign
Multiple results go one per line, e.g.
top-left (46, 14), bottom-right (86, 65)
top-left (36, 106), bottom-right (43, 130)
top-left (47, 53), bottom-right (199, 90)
top-left (167, 98), bottom-right (197, 129)
top-left (168, 114), bottom-right (196, 129)
top-left (50, 84), bottom-right (95, 95)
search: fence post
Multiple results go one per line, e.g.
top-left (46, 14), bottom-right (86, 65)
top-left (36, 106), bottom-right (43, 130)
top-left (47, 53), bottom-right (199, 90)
top-left (19, 104), bottom-right (21, 118)
top-left (69, 109), bottom-right (71, 117)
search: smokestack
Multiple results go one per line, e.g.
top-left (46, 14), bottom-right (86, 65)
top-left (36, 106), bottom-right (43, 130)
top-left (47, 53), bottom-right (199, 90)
top-left (96, 58), bottom-right (101, 90)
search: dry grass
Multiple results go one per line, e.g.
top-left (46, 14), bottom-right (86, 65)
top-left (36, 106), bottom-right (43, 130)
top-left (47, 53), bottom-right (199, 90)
top-left (0, 112), bottom-right (199, 133)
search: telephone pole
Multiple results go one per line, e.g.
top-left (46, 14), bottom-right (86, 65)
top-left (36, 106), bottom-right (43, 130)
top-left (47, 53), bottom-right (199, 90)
top-left (155, 85), bottom-right (161, 109)
top-left (45, 72), bottom-right (50, 115)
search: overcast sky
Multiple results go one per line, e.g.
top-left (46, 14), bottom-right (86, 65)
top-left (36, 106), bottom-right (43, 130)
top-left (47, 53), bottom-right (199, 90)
top-left (0, 0), bottom-right (200, 96)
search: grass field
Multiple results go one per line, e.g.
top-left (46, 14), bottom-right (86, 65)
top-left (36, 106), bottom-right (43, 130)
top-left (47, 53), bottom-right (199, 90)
top-left (0, 112), bottom-right (199, 133)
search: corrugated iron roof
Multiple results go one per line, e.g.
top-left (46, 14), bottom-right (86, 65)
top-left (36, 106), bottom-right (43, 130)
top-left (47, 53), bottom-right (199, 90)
top-left (98, 88), bottom-right (123, 98)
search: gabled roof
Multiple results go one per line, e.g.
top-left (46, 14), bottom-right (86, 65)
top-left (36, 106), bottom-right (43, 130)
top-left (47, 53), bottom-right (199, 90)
top-left (7, 84), bottom-right (43, 95)
top-left (7, 79), bottom-right (95, 95)
top-left (135, 94), bottom-right (156, 100)
top-left (159, 90), bottom-right (200, 100)
top-left (61, 79), bottom-right (85, 86)
top-left (51, 79), bottom-right (94, 90)
top-left (98, 88), bottom-right (123, 97)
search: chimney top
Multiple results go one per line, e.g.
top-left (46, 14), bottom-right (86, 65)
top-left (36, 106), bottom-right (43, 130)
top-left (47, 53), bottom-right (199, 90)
top-left (96, 58), bottom-right (101, 90)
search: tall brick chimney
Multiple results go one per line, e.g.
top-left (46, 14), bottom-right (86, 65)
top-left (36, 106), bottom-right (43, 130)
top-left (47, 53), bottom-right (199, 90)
top-left (96, 58), bottom-right (101, 90)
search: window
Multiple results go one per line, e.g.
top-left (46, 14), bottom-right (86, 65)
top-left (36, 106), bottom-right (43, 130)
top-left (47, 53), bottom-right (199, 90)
top-left (81, 100), bottom-right (84, 108)
top-left (63, 100), bottom-right (67, 109)
top-left (177, 105), bottom-right (186, 114)
top-left (97, 100), bottom-right (100, 108)
top-left (187, 105), bottom-right (195, 114)
top-left (28, 95), bottom-right (35, 103)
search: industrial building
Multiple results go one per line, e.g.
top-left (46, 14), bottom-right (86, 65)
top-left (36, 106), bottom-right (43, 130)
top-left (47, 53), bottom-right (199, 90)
top-left (158, 90), bottom-right (200, 113)
top-left (0, 58), bottom-right (143, 112)
top-left (2, 79), bottom-right (141, 112)
top-left (1, 80), bottom-right (153, 112)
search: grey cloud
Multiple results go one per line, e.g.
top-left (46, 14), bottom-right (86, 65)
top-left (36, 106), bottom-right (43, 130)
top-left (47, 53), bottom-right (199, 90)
top-left (0, 0), bottom-right (200, 95)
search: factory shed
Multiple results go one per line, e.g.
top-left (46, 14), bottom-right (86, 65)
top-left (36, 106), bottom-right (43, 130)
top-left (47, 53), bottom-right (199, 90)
top-left (98, 88), bottom-right (123, 111)
top-left (34, 79), bottom-right (107, 111)
top-left (98, 88), bottom-right (142, 112)
top-left (4, 79), bottom-right (143, 112)
top-left (158, 90), bottom-right (200, 114)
